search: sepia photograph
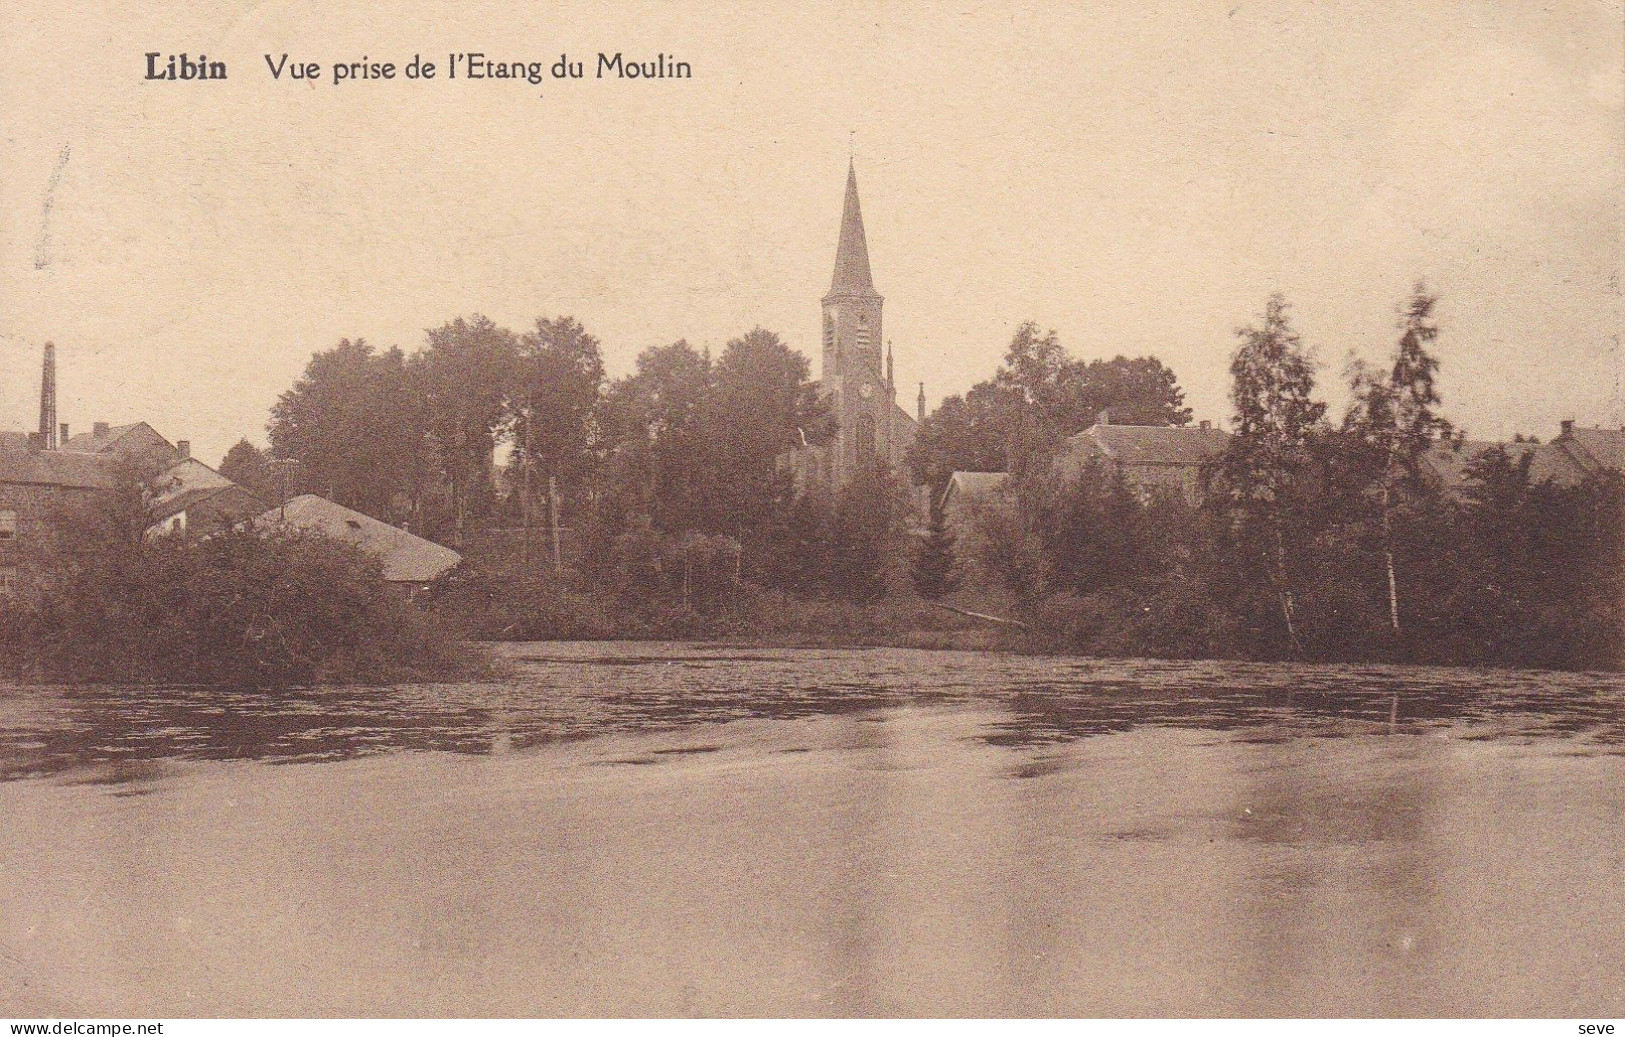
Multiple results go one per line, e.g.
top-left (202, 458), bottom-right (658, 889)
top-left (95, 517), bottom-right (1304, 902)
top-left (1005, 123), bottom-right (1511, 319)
top-left (1, 0), bottom-right (1621, 1024)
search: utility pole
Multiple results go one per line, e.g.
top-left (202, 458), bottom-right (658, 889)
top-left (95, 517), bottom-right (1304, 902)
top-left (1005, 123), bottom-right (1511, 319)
top-left (266, 458), bottom-right (300, 522)
top-left (520, 417), bottom-right (533, 566)
top-left (548, 475), bottom-right (562, 573)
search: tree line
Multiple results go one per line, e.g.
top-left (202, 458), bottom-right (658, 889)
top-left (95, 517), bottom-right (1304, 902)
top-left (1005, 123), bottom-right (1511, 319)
top-left (946, 287), bottom-right (1621, 670)
top-left (217, 291), bottom-right (1620, 670)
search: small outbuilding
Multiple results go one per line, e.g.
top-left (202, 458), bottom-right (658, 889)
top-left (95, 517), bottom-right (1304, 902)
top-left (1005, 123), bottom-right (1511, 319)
top-left (145, 457), bottom-right (269, 539)
top-left (253, 494), bottom-right (462, 587)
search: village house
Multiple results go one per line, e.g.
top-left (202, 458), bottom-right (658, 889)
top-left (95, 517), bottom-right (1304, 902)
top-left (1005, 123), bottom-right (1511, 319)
top-left (2, 343), bottom-right (461, 600)
top-left (253, 495), bottom-right (462, 596)
top-left (939, 471), bottom-right (1008, 531)
top-left (938, 412), bottom-right (1231, 535)
top-left (942, 418), bottom-right (1624, 534)
top-left (1422, 421), bottom-right (1625, 498)
top-left (0, 435), bottom-right (117, 598)
top-left (1055, 412), bottom-right (1231, 507)
top-left (144, 453), bottom-right (271, 539)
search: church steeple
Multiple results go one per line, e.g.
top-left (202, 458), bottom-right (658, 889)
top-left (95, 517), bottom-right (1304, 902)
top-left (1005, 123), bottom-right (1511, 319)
top-left (828, 161), bottom-right (878, 298)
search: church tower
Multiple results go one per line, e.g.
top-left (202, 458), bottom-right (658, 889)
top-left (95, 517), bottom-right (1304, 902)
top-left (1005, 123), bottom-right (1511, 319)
top-left (821, 162), bottom-right (891, 486)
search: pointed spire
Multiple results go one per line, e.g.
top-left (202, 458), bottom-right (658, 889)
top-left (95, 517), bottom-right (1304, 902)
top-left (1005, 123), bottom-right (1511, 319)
top-left (829, 161), bottom-right (877, 297)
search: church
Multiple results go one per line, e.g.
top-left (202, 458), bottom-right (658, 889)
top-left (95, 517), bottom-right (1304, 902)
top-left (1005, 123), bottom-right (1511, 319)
top-left (786, 162), bottom-right (923, 495)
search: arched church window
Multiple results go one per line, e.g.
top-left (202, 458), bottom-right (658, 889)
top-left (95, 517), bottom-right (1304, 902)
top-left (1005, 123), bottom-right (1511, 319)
top-left (855, 414), bottom-right (876, 464)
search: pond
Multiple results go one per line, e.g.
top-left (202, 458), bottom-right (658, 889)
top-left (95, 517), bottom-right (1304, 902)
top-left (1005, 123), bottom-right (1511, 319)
top-left (1, 643), bottom-right (1620, 1016)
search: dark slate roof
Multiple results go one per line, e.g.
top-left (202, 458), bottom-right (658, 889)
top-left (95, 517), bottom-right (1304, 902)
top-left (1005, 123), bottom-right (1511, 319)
top-left (827, 163), bottom-right (878, 298)
top-left (1069, 423), bottom-right (1231, 466)
top-left (61, 423), bottom-right (145, 453)
top-left (1424, 440), bottom-right (1587, 494)
top-left (1557, 426), bottom-right (1625, 476)
top-left (0, 441), bottom-right (117, 489)
top-left (255, 495), bottom-right (461, 583)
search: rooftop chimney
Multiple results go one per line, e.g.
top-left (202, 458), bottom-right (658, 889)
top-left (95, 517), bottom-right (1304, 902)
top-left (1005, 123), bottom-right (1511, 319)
top-left (38, 342), bottom-right (57, 450)
top-left (176, 440), bottom-right (191, 460)
top-left (1097, 408), bottom-right (1111, 427)
top-left (93, 421), bottom-right (110, 438)
top-left (1199, 420), bottom-right (1212, 430)
top-left (59, 423), bottom-right (69, 445)
top-left (1559, 419), bottom-right (1575, 437)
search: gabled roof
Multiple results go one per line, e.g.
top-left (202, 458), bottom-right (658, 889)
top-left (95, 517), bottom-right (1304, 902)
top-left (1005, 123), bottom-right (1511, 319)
top-left (254, 494), bottom-right (461, 583)
top-left (946, 471), bottom-right (1009, 496)
top-left (941, 471), bottom-right (1008, 512)
top-left (148, 483), bottom-right (267, 525)
top-left (148, 457), bottom-right (235, 510)
top-left (1423, 439), bottom-right (1587, 495)
top-left (826, 162), bottom-right (879, 299)
top-left (1555, 426), bottom-right (1625, 476)
top-left (1069, 423), bottom-right (1231, 466)
top-left (61, 421), bottom-right (172, 457)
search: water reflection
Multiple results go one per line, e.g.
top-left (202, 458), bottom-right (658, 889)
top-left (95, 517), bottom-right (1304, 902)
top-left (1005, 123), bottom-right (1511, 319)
top-left (0, 644), bottom-right (1620, 786)
top-left (2, 645), bottom-right (1622, 1016)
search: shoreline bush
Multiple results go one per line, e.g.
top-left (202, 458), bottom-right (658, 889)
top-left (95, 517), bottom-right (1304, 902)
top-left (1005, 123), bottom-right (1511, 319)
top-left (1, 528), bottom-right (486, 686)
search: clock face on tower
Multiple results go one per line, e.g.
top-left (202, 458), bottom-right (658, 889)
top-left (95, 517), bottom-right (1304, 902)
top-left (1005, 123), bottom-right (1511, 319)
top-left (858, 382), bottom-right (874, 399)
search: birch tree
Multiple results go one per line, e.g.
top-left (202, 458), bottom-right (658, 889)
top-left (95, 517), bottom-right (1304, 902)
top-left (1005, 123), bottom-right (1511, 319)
top-left (1344, 284), bottom-right (1453, 634)
top-left (1220, 293), bottom-right (1326, 655)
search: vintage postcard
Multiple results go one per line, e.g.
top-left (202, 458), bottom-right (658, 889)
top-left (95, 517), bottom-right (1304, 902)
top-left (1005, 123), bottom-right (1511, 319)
top-left (1, 0), bottom-right (1621, 1024)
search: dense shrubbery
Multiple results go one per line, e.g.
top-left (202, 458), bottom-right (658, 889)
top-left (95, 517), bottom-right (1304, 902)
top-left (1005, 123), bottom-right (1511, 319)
top-left (1, 522), bottom-right (484, 686)
top-left (954, 290), bottom-right (1625, 672)
top-left (1000, 465), bottom-right (1623, 671)
top-left (426, 547), bottom-right (993, 647)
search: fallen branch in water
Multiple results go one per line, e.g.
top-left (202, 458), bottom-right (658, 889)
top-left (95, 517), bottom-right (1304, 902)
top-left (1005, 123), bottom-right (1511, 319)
top-left (929, 602), bottom-right (1031, 630)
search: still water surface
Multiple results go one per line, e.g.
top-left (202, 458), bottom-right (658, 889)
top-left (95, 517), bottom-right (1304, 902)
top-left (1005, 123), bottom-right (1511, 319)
top-left (1, 643), bottom-right (1621, 1016)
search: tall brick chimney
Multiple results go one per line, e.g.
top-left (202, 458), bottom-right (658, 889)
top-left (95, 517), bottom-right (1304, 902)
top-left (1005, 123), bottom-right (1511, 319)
top-left (176, 440), bottom-right (191, 460)
top-left (38, 342), bottom-right (57, 450)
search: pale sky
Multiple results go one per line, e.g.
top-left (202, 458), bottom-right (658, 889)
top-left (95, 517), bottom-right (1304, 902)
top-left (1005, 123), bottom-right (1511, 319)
top-left (2, 1), bottom-right (1620, 465)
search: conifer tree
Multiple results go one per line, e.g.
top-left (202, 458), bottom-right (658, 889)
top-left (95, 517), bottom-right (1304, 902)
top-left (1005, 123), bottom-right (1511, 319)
top-left (911, 499), bottom-right (960, 600)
